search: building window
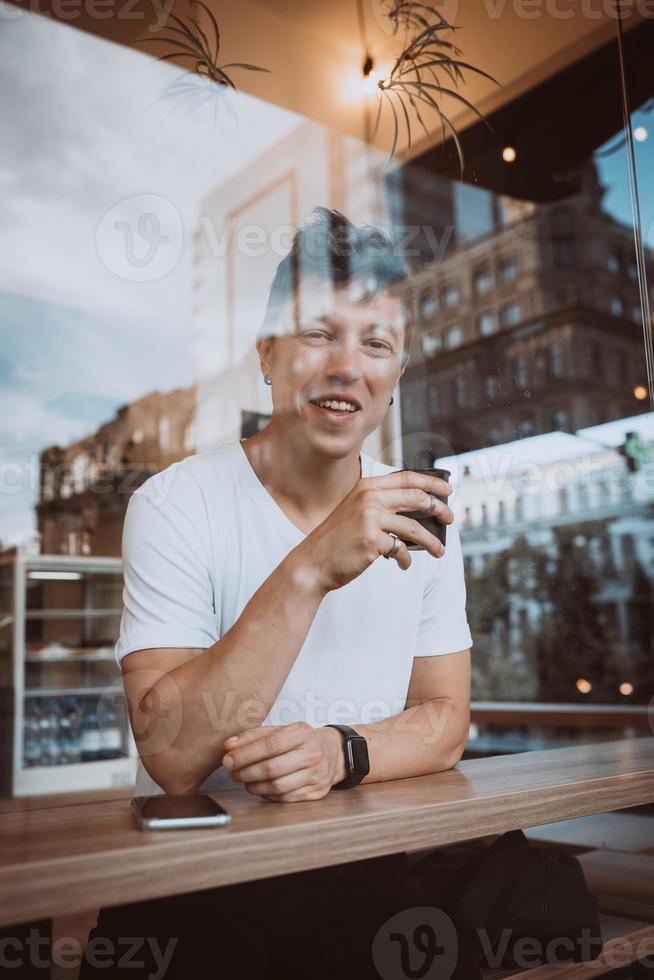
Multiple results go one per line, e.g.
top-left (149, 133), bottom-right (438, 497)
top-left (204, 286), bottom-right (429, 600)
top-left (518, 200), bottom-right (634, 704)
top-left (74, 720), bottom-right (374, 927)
top-left (628, 263), bottom-right (638, 282)
top-left (550, 209), bottom-right (573, 234)
top-left (513, 355), bottom-right (529, 389)
top-left (499, 257), bottom-right (517, 283)
top-left (518, 415), bottom-right (535, 438)
top-left (477, 312), bottom-right (497, 336)
top-left (419, 289), bottom-right (437, 318)
top-left (488, 427), bottom-right (502, 445)
top-left (500, 303), bottom-right (521, 327)
top-left (132, 428), bottom-right (144, 444)
top-left (550, 409), bottom-right (569, 431)
top-left (546, 345), bottom-right (564, 379)
top-left (631, 305), bottom-right (642, 324)
top-left (584, 341), bottom-right (602, 377)
top-left (427, 383), bottom-right (440, 416)
top-left (453, 375), bottom-right (467, 408)
top-left (497, 500), bottom-right (506, 524)
top-left (444, 325), bottom-right (462, 349)
top-left (463, 506), bottom-right (472, 528)
top-left (483, 375), bottom-right (499, 401)
top-left (607, 246), bottom-right (621, 274)
top-left (610, 296), bottom-right (624, 316)
top-left (551, 238), bottom-right (575, 267)
top-left (558, 487), bottom-right (569, 514)
top-left (481, 503), bottom-right (488, 526)
top-left (442, 284), bottom-right (460, 308)
top-left (473, 267), bottom-right (493, 295)
top-left (421, 332), bottom-right (441, 358)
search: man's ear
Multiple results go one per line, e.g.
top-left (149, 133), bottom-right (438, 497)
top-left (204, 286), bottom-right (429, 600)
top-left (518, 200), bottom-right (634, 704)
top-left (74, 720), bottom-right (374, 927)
top-left (256, 336), bottom-right (274, 376)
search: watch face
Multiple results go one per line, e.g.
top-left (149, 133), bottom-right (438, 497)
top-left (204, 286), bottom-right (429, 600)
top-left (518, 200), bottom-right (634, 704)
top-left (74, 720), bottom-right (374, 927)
top-left (348, 737), bottom-right (370, 775)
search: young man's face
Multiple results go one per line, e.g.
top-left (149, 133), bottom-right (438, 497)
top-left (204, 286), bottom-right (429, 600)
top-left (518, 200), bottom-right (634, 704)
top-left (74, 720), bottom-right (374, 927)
top-left (258, 277), bottom-right (408, 459)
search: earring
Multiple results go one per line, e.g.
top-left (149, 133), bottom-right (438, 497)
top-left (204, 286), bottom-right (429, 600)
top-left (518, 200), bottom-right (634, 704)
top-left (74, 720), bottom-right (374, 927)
top-left (389, 395), bottom-right (394, 406)
top-left (263, 374), bottom-right (272, 385)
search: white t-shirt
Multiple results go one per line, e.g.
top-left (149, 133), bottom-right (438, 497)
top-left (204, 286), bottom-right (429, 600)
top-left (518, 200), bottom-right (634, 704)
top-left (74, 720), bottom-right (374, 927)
top-left (116, 440), bottom-right (473, 795)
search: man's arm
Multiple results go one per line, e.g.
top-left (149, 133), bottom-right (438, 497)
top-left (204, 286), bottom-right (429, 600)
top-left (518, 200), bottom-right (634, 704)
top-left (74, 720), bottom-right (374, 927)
top-left (223, 650), bottom-right (471, 797)
top-left (328, 649), bottom-right (471, 785)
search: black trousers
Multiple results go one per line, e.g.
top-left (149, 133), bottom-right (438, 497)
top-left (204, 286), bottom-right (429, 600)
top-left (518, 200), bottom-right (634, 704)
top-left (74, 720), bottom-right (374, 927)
top-left (78, 852), bottom-right (480, 980)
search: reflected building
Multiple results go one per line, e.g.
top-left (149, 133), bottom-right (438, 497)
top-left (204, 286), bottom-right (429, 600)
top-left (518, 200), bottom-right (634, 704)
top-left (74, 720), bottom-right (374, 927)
top-left (439, 412), bottom-right (654, 702)
top-left (37, 386), bottom-right (196, 556)
top-left (400, 161), bottom-right (653, 455)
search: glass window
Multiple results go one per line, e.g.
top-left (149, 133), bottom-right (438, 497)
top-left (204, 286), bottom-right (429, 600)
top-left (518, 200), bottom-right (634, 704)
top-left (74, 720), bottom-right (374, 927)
top-left (427, 383), bottom-right (439, 416)
top-left (477, 311), bottom-right (497, 336)
top-left (419, 289), bottom-right (437, 318)
top-left (513, 355), bottom-right (529, 389)
top-left (546, 345), bottom-right (564, 379)
top-left (517, 415), bottom-right (534, 437)
top-left (445, 325), bottom-right (462, 349)
top-left (421, 333), bottom-right (441, 358)
top-left (483, 375), bottom-right (499, 401)
top-left (442, 284), bottom-right (460, 308)
top-left (500, 303), bottom-right (521, 327)
top-left (499, 257), bottom-right (517, 283)
top-left (607, 246), bottom-right (622, 274)
top-left (453, 375), bottom-right (467, 408)
top-left (550, 409), bottom-right (569, 430)
top-left (473, 267), bottom-right (493, 295)
top-left (610, 296), bottom-right (624, 316)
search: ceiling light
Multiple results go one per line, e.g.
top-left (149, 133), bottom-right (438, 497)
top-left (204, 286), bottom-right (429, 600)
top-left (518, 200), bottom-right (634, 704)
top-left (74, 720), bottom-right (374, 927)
top-left (634, 126), bottom-right (648, 142)
top-left (502, 146), bottom-right (517, 163)
top-left (576, 678), bottom-right (592, 694)
top-left (28, 571), bottom-right (83, 581)
top-left (634, 385), bottom-right (648, 400)
top-left (619, 682), bottom-right (634, 696)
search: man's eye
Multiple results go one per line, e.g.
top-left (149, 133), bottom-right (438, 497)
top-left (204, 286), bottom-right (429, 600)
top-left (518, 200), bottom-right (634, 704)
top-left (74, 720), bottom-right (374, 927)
top-left (365, 339), bottom-right (393, 352)
top-left (299, 330), bottom-right (331, 342)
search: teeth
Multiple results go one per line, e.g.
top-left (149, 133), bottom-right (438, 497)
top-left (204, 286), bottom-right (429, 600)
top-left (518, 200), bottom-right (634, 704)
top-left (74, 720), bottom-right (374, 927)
top-left (316, 399), bottom-right (357, 412)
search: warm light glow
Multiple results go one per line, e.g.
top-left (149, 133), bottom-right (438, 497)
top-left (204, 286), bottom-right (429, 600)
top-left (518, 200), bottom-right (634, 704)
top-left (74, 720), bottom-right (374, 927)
top-left (362, 69), bottom-right (380, 96)
top-left (634, 385), bottom-right (648, 400)
top-left (502, 145), bottom-right (517, 163)
top-left (634, 126), bottom-right (648, 142)
top-left (576, 678), bottom-right (592, 694)
top-left (619, 682), bottom-right (634, 696)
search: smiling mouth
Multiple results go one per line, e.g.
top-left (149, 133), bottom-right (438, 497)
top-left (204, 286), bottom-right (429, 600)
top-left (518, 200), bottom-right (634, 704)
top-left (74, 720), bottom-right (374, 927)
top-left (309, 397), bottom-right (361, 413)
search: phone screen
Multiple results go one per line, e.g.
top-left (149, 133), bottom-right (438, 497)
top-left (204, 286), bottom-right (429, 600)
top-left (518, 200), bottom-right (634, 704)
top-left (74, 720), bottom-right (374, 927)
top-left (132, 794), bottom-right (230, 827)
top-left (134, 795), bottom-right (226, 819)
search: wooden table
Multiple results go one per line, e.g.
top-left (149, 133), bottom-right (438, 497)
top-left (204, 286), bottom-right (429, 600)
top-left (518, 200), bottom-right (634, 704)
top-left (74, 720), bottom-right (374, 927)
top-left (1, 737), bottom-right (653, 929)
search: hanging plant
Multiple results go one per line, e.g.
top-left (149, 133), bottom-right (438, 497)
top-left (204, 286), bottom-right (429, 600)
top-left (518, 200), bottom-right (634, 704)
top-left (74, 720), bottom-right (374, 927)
top-left (367, 1), bottom-right (498, 173)
top-left (137, 0), bottom-right (270, 125)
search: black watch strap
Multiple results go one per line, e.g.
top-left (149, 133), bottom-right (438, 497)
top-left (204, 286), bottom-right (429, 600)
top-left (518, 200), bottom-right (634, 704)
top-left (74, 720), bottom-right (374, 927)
top-left (324, 724), bottom-right (370, 790)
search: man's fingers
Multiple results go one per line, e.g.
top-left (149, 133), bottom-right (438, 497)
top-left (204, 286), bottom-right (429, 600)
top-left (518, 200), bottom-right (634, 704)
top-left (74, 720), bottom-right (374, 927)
top-left (223, 722), bottom-right (310, 769)
top-left (228, 747), bottom-right (311, 783)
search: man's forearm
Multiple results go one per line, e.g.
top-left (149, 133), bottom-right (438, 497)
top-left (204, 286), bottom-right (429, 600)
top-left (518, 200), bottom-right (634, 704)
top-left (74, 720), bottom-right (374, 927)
top-left (133, 551), bottom-right (325, 794)
top-left (325, 699), bottom-right (469, 786)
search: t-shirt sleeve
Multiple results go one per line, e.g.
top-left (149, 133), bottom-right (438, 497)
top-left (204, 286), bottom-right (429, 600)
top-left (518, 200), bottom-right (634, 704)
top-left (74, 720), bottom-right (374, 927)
top-left (114, 486), bottom-right (218, 667)
top-left (413, 519), bottom-right (473, 657)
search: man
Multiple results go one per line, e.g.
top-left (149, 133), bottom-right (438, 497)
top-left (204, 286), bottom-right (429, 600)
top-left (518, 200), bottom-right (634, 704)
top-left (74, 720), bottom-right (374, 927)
top-left (81, 207), bottom-right (473, 979)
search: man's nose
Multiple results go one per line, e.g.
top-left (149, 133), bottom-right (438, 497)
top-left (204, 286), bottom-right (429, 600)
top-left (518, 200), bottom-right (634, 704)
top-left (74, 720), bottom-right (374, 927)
top-left (325, 340), bottom-right (361, 385)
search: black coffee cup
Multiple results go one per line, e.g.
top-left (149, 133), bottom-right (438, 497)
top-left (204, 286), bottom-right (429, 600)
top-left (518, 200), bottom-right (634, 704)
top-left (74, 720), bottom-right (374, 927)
top-left (397, 468), bottom-right (451, 551)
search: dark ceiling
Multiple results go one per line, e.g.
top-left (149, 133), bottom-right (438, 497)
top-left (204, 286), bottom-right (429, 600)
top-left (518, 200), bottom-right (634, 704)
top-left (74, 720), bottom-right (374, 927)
top-left (410, 16), bottom-right (654, 205)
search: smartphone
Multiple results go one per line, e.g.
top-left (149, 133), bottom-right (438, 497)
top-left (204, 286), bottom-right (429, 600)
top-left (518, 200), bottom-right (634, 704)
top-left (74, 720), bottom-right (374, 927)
top-left (131, 794), bottom-right (232, 830)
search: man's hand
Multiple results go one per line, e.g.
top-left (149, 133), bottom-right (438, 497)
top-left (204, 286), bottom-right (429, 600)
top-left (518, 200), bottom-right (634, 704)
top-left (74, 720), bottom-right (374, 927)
top-left (221, 721), bottom-right (346, 802)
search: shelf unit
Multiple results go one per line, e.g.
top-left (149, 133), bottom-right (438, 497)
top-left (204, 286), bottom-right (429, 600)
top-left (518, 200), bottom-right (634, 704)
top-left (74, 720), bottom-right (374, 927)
top-left (0, 549), bottom-right (138, 796)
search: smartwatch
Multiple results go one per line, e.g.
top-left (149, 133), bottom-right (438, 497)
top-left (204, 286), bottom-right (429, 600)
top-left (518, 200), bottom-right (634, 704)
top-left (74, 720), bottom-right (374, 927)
top-left (324, 724), bottom-right (370, 789)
